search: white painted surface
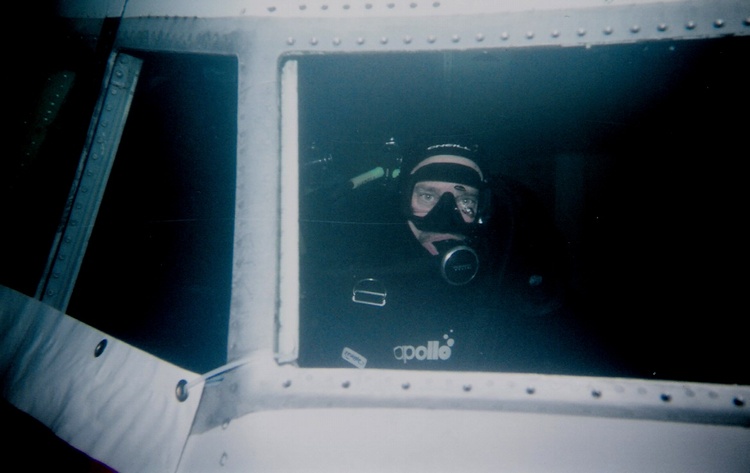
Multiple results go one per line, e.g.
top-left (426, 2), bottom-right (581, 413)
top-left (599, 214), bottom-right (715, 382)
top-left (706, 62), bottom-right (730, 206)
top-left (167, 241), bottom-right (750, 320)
top-left (0, 286), bottom-right (202, 473)
top-left (178, 407), bottom-right (750, 472)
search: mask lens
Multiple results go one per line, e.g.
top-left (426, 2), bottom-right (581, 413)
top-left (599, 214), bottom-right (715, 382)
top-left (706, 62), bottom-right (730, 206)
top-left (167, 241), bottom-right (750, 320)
top-left (409, 184), bottom-right (480, 234)
top-left (457, 196), bottom-right (477, 218)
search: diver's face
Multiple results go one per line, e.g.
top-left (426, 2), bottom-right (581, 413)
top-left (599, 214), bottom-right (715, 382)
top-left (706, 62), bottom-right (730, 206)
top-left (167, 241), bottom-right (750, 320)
top-left (411, 181), bottom-right (479, 223)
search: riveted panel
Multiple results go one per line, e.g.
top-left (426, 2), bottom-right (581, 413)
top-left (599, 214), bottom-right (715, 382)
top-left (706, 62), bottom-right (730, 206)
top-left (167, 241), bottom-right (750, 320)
top-left (38, 53), bottom-right (143, 311)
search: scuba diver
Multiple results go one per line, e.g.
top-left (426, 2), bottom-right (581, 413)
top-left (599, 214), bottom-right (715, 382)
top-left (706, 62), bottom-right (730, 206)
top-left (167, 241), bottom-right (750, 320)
top-left (298, 140), bottom-right (610, 374)
top-left (401, 143), bottom-right (488, 286)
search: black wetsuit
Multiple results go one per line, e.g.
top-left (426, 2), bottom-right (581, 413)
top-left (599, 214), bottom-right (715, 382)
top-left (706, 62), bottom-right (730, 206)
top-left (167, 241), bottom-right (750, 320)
top-left (298, 178), bottom-right (625, 375)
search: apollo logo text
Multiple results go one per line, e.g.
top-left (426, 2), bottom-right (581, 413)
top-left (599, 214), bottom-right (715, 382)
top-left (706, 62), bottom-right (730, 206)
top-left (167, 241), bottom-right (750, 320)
top-left (393, 334), bottom-right (455, 363)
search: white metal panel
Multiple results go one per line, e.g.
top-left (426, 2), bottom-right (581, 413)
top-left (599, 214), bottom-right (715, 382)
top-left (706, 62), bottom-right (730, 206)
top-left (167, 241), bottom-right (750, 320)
top-left (118, 0), bottom-right (695, 19)
top-left (0, 286), bottom-right (202, 473)
top-left (278, 59), bottom-right (301, 364)
top-left (179, 407), bottom-right (750, 472)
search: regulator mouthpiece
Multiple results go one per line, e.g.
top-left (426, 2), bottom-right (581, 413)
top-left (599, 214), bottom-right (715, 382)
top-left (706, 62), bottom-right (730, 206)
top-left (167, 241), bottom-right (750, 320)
top-left (433, 240), bottom-right (479, 285)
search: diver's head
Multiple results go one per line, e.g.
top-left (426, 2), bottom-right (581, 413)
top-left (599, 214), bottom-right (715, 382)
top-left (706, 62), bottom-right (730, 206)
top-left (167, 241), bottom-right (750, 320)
top-left (404, 143), bottom-right (487, 235)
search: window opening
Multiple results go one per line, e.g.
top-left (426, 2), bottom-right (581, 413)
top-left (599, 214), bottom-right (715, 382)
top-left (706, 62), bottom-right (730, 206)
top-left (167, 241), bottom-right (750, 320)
top-left (293, 38), bottom-right (749, 384)
top-left (65, 52), bottom-right (237, 373)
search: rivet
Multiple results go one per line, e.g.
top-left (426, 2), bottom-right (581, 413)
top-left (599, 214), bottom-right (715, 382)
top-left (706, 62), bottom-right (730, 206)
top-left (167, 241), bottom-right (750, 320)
top-left (342, 381), bottom-right (351, 388)
top-left (46, 289), bottom-right (55, 296)
top-left (286, 37), bottom-right (295, 45)
top-left (744, 17), bottom-right (750, 26)
top-left (175, 379), bottom-right (189, 402)
top-left (526, 387), bottom-right (536, 395)
top-left (685, 21), bottom-right (697, 30)
top-left (402, 382), bottom-right (410, 390)
top-left (310, 37), bottom-right (318, 45)
top-left (403, 35), bottom-right (413, 44)
top-left (356, 37), bottom-right (365, 45)
top-left (380, 36), bottom-right (388, 44)
top-left (387, 2), bottom-right (395, 8)
top-left (433, 1), bottom-right (440, 7)
top-left (427, 35), bottom-right (436, 43)
top-left (660, 393), bottom-right (672, 402)
top-left (463, 384), bottom-right (472, 392)
top-left (321, 4), bottom-right (328, 10)
top-left (94, 339), bottom-right (107, 357)
top-left (713, 19), bottom-right (725, 28)
top-left (500, 32), bottom-right (510, 40)
top-left (657, 23), bottom-right (668, 32)
top-left (525, 30), bottom-right (534, 39)
top-left (282, 379), bottom-right (292, 388)
top-left (475, 33), bottom-right (485, 42)
top-left (551, 30), bottom-right (560, 38)
top-left (630, 24), bottom-right (641, 33)
top-left (733, 397), bottom-right (746, 407)
top-left (267, 6), bottom-right (276, 12)
top-left (603, 26), bottom-right (613, 35)
top-left (332, 37), bottom-right (341, 45)
top-left (410, 2), bottom-right (417, 8)
top-left (299, 4), bottom-right (307, 10)
top-left (365, 3), bottom-right (372, 9)
top-left (577, 28), bottom-right (586, 36)
top-left (451, 34), bottom-right (460, 43)
top-left (591, 389), bottom-right (602, 398)
top-left (343, 4), bottom-right (350, 10)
